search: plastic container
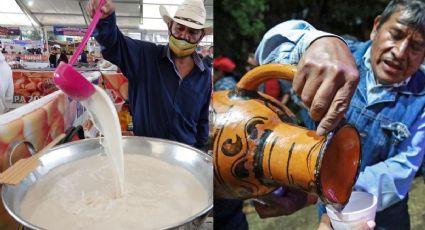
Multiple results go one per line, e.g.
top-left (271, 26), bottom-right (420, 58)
top-left (326, 191), bottom-right (377, 230)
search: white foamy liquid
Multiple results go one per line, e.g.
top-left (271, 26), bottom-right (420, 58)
top-left (81, 85), bottom-right (124, 196)
top-left (21, 154), bottom-right (209, 230)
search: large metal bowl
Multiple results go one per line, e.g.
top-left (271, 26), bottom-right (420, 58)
top-left (2, 136), bottom-right (213, 229)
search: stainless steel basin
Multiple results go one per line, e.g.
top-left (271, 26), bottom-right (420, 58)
top-left (2, 136), bottom-right (213, 229)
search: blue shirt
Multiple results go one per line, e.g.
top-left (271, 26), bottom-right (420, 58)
top-left (214, 76), bottom-right (236, 91)
top-left (255, 20), bottom-right (425, 211)
top-left (94, 13), bottom-right (212, 149)
top-left (80, 52), bottom-right (88, 63)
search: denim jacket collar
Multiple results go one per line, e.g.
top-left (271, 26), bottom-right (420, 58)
top-left (353, 41), bottom-right (425, 106)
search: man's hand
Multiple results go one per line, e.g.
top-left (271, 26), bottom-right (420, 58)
top-left (254, 188), bottom-right (317, 218)
top-left (293, 37), bottom-right (359, 136)
top-left (86, 0), bottom-right (115, 19)
top-left (318, 213), bottom-right (376, 230)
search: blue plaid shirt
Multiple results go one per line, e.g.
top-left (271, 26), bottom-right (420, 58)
top-left (214, 76), bottom-right (236, 91)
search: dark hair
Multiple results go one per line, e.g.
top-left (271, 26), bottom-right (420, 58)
top-left (378, 0), bottom-right (425, 36)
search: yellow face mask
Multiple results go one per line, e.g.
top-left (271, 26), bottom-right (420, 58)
top-left (168, 35), bottom-right (198, 58)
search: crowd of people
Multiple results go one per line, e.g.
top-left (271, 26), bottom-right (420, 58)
top-left (0, 38), bottom-right (99, 68)
top-left (48, 44), bottom-right (68, 68)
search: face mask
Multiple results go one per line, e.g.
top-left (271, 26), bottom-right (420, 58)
top-left (169, 35), bottom-right (198, 58)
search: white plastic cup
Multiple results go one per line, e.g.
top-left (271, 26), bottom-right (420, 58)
top-left (114, 100), bottom-right (124, 112)
top-left (326, 191), bottom-right (377, 230)
top-left (113, 96), bottom-right (125, 112)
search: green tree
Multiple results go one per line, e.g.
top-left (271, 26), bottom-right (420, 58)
top-left (263, 0), bottom-right (388, 40)
top-left (28, 29), bottom-right (42, 40)
top-left (47, 31), bottom-right (55, 41)
top-left (215, 0), bottom-right (267, 73)
top-left (215, 0), bottom-right (390, 74)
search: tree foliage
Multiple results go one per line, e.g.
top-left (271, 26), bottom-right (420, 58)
top-left (215, 0), bottom-right (390, 72)
top-left (264, 0), bottom-right (388, 40)
top-left (214, 0), bottom-right (268, 72)
top-left (28, 29), bottom-right (42, 40)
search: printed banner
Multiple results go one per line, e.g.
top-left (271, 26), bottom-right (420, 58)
top-left (53, 26), bottom-right (88, 36)
top-left (7, 27), bottom-right (20, 36)
top-left (0, 27), bottom-right (20, 36)
top-left (100, 73), bottom-right (129, 100)
top-left (12, 71), bottom-right (58, 104)
top-left (0, 39), bottom-right (44, 55)
top-left (0, 26), bottom-right (8, 36)
top-left (4, 54), bottom-right (49, 62)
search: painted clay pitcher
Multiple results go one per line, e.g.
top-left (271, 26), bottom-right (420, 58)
top-left (212, 64), bottom-right (361, 205)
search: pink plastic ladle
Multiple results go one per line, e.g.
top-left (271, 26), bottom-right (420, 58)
top-left (53, 0), bottom-right (106, 101)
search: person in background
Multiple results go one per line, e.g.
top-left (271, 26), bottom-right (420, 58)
top-left (87, 0), bottom-right (212, 150)
top-left (203, 45), bottom-right (213, 68)
top-left (213, 57), bottom-right (237, 91)
top-left (49, 44), bottom-right (61, 68)
top-left (15, 53), bottom-right (21, 62)
top-left (0, 52), bottom-right (13, 114)
top-left (245, 52), bottom-right (258, 73)
top-left (245, 52), bottom-right (300, 118)
top-left (59, 50), bottom-right (69, 64)
top-left (80, 50), bottom-right (88, 64)
top-left (247, 52), bottom-right (316, 127)
top-left (255, 0), bottom-right (425, 229)
top-left (258, 77), bottom-right (292, 104)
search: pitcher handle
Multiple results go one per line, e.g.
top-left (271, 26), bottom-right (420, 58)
top-left (236, 64), bottom-right (297, 91)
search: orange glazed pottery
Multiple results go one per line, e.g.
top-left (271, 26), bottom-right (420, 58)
top-left (212, 64), bottom-right (361, 205)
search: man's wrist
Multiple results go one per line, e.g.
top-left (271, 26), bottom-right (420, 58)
top-left (304, 32), bottom-right (347, 51)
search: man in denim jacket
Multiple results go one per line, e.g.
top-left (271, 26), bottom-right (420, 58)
top-left (255, 0), bottom-right (425, 229)
top-left (214, 8), bottom-right (363, 230)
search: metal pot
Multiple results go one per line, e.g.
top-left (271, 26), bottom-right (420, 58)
top-left (2, 136), bottom-right (213, 230)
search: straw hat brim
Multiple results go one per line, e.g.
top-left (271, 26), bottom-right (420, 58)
top-left (159, 5), bottom-right (213, 35)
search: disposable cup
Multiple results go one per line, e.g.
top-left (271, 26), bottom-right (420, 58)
top-left (114, 97), bottom-right (125, 112)
top-left (326, 191), bottom-right (377, 230)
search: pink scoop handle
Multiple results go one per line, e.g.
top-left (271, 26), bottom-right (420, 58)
top-left (69, 0), bottom-right (106, 65)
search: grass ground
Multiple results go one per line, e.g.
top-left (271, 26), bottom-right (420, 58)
top-left (246, 177), bottom-right (425, 230)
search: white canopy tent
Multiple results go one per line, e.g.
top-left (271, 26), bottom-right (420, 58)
top-left (0, 0), bottom-right (213, 44)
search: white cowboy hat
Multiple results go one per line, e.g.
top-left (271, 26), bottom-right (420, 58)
top-left (52, 44), bottom-right (61, 49)
top-left (159, 0), bottom-right (213, 35)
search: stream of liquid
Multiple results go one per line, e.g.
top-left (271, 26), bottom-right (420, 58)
top-left (81, 85), bottom-right (124, 196)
